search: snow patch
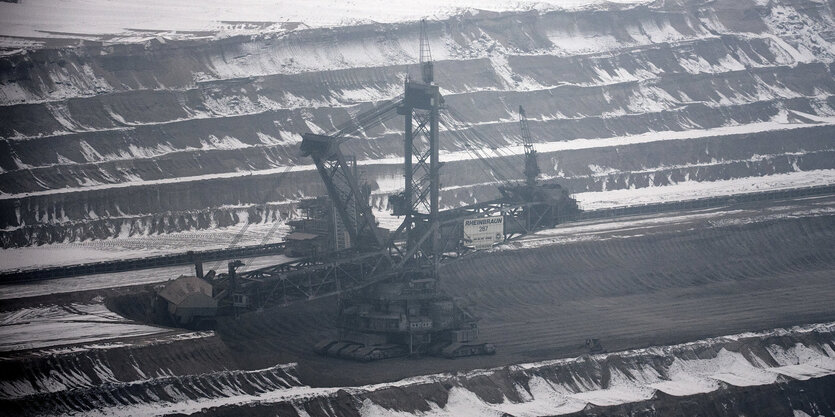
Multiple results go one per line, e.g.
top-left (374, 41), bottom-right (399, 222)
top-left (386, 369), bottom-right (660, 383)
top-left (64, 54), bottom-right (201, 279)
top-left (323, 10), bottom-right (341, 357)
top-left (574, 169), bottom-right (835, 211)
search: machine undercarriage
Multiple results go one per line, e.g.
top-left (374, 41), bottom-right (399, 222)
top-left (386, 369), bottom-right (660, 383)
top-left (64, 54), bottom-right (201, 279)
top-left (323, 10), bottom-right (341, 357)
top-left (315, 275), bottom-right (495, 361)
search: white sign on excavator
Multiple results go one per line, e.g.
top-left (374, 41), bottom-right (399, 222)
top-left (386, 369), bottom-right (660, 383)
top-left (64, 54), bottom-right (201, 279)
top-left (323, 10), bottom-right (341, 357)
top-left (463, 216), bottom-right (504, 249)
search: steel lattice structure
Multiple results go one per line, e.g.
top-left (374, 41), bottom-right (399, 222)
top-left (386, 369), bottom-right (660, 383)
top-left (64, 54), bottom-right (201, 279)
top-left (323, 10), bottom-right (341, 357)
top-left (300, 133), bottom-right (383, 250)
top-left (214, 21), bottom-right (578, 311)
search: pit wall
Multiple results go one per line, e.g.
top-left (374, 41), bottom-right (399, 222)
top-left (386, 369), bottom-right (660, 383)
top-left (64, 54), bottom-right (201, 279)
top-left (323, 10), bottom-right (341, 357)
top-left (3, 322), bottom-right (833, 416)
top-left (3, 0), bottom-right (835, 246)
top-left (3, 124), bottom-right (835, 247)
top-left (0, 331), bottom-right (305, 417)
top-left (166, 323), bottom-right (835, 417)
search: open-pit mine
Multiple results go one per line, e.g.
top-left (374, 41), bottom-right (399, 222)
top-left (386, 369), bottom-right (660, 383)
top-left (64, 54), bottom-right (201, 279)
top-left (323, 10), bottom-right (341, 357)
top-left (1, 0), bottom-right (835, 415)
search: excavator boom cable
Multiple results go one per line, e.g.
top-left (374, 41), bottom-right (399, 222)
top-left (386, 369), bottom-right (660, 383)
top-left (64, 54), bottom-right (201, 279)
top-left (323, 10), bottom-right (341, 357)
top-left (331, 94), bottom-right (405, 139)
top-left (518, 105), bottom-right (541, 186)
top-left (442, 105), bottom-right (524, 183)
top-left (438, 116), bottom-right (512, 186)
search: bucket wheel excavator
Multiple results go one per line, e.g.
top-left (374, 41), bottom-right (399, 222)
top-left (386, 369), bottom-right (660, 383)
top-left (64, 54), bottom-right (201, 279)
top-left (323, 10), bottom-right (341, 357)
top-left (173, 19), bottom-right (579, 361)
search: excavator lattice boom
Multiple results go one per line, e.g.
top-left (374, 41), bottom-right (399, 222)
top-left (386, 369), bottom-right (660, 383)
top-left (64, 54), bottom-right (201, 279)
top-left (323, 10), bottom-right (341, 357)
top-left (519, 105), bottom-right (540, 187)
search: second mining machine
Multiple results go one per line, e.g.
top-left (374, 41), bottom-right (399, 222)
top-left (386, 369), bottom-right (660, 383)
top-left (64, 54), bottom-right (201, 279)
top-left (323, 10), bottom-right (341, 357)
top-left (497, 106), bottom-right (578, 219)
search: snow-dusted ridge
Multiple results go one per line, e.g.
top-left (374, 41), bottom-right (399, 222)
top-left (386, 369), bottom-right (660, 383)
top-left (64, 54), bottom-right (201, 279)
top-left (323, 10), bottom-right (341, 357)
top-left (0, 0), bottom-right (651, 48)
top-left (3, 117), bottom-right (832, 200)
top-left (1, 0), bottom-right (834, 247)
top-left (0, 302), bottom-right (170, 352)
top-left (32, 321), bottom-right (833, 417)
top-left (4, 56), bottom-right (823, 141)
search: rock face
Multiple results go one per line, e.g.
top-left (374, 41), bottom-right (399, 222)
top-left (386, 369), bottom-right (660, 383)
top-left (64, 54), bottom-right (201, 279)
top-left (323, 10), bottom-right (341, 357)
top-left (2, 321), bottom-right (834, 416)
top-left (1, 0), bottom-right (835, 246)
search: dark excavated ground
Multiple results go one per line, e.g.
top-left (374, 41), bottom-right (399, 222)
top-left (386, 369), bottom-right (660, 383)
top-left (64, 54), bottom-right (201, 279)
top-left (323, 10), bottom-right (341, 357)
top-left (5, 194), bottom-right (834, 390)
top-left (197, 195), bottom-right (835, 387)
top-left (3, 194), bottom-right (835, 416)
